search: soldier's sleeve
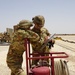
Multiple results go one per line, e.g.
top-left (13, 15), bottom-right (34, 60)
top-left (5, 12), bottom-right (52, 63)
top-left (46, 29), bottom-right (50, 36)
top-left (41, 28), bottom-right (50, 36)
top-left (27, 30), bottom-right (40, 42)
top-left (17, 30), bottom-right (40, 42)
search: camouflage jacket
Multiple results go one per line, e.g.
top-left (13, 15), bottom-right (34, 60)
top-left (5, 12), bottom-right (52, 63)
top-left (12, 29), bottom-right (39, 42)
top-left (8, 29), bottom-right (40, 57)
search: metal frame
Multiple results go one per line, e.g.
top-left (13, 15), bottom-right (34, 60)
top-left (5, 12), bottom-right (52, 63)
top-left (24, 39), bottom-right (69, 75)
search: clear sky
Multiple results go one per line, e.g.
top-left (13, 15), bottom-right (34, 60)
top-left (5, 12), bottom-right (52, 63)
top-left (0, 0), bottom-right (75, 34)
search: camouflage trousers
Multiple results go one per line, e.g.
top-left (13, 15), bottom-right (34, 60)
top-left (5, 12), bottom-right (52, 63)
top-left (32, 46), bottom-right (50, 66)
top-left (7, 61), bottom-right (26, 75)
top-left (6, 52), bottom-right (26, 75)
top-left (11, 69), bottom-right (26, 75)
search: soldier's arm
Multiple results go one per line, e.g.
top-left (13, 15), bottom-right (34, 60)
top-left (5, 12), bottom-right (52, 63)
top-left (41, 28), bottom-right (50, 36)
top-left (27, 30), bottom-right (40, 41)
top-left (17, 30), bottom-right (40, 42)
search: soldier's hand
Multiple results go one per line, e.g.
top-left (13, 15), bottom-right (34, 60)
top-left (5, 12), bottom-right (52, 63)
top-left (44, 36), bottom-right (49, 43)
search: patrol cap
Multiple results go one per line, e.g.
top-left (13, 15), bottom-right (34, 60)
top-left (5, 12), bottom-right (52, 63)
top-left (18, 20), bottom-right (33, 29)
top-left (32, 15), bottom-right (45, 26)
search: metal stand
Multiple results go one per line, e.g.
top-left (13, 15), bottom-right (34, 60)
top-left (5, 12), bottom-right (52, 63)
top-left (24, 39), bottom-right (69, 75)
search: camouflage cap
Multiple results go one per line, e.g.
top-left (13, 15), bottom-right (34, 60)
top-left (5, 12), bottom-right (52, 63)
top-left (18, 20), bottom-right (33, 29)
top-left (32, 15), bottom-right (45, 26)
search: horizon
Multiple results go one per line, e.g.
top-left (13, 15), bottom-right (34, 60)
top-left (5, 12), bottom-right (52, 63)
top-left (0, 0), bottom-right (75, 34)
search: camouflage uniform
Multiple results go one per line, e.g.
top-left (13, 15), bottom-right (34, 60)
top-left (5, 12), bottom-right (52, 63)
top-left (32, 27), bottom-right (50, 52)
top-left (6, 20), bottom-right (40, 75)
top-left (31, 15), bottom-right (51, 65)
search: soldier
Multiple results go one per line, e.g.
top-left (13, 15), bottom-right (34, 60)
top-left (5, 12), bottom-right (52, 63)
top-left (31, 15), bottom-right (55, 66)
top-left (6, 20), bottom-right (40, 75)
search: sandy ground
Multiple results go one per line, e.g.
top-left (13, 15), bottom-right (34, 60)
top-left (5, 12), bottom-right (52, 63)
top-left (0, 40), bottom-right (75, 75)
top-left (0, 46), bottom-right (26, 75)
top-left (52, 40), bottom-right (75, 75)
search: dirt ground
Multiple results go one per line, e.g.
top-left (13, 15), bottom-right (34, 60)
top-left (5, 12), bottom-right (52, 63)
top-left (0, 40), bottom-right (75, 75)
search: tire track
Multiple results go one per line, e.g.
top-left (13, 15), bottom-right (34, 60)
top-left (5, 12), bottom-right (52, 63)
top-left (56, 42), bottom-right (75, 52)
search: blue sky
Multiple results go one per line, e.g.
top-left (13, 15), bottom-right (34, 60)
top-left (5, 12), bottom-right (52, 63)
top-left (0, 0), bottom-right (75, 34)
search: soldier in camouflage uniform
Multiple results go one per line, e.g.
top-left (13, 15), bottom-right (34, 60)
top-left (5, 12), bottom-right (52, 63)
top-left (31, 15), bottom-right (55, 66)
top-left (6, 20), bottom-right (40, 75)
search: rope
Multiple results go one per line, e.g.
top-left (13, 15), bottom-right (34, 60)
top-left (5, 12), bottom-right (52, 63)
top-left (54, 59), bottom-right (69, 75)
